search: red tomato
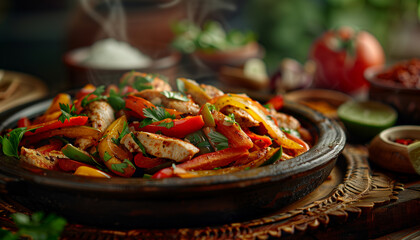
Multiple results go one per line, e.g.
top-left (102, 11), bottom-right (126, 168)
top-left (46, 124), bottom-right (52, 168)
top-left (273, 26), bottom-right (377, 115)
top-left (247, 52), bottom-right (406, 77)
top-left (310, 26), bottom-right (385, 94)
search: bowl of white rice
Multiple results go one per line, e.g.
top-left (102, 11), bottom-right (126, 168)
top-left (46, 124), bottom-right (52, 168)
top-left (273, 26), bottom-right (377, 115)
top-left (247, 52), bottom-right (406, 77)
top-left (64, 38), bottom-right (180, 87)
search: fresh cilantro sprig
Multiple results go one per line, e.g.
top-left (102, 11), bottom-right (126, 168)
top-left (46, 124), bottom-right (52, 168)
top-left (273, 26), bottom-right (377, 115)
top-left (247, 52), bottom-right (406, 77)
top-left (176, 78), bottom-right (186, 94)
top-left (0, 212), bottom-right (67, 240)
top-left (58, 103), bottom-right (83, 123)
top-left (133, 75), bottom-right (154, 91)
top-left (0, 127), bottom-right (28, 159)
top-left (81, 85), bottom-right (106, 107)
top-left (208, 130), bottom-right (229, 151)
top-left (281, 127), bottom-right (301, 138)
top-left (161, 91), bottom-right (189, 102)
top-left (225, 113), bottom-right (237, 125)
top-left (157, 120), bottom-right (175, 129)
top-left (140, 107), bottom-right (177, 129)
top-left (107, 89), bottom-right (126, 112)
top-left (186, 132), bottom-right (212, 149)
top-left (130, 132), bottom-right (147, 155)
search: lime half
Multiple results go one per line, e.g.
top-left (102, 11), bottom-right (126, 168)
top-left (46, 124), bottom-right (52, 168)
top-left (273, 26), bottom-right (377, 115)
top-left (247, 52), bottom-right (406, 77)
top-left (337, 101), bottom-right (397, 140)
top-left (408, 141), bottom-right (420, 175)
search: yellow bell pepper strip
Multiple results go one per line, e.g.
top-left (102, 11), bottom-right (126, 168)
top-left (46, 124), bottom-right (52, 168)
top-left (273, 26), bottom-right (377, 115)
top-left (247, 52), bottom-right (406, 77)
top-left (265, 95), bottom-right (284, 111)
top-left (213, 94), bottom-right (303, 150)
top-left (74, 166), bottom-right (111, 178)
top-left (152, 147), bottom-right (249, 179)
top-left (24, 116), bottom-right (88, 136)
top-left (178, 78), bottom-right (211, 106)
top-left (31, 93), bottom-right (72, 125)
top-left (98, 115), bottom-right (136, 177)
top-left (21, 126), bottom-right (101, 146)
top-left (212, 111), bottom-right (253, 150)
top-left (130, 116), bottom-right (205, 139)
top-left (284, 132), bottom-right (310, 156)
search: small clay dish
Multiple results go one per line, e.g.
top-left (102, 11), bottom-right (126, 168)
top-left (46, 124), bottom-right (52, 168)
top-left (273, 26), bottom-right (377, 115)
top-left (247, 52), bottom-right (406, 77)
top-left (368, 125), bottom-right (420, 174)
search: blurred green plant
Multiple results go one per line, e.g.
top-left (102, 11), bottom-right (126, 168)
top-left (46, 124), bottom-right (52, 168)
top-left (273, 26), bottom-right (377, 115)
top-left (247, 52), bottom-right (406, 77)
top-left (0, 212), bottom-right (67, 240)
top-left (245, 0), bottom-right (415, 71)
top-left (171, 20), bottom-right (255, 54)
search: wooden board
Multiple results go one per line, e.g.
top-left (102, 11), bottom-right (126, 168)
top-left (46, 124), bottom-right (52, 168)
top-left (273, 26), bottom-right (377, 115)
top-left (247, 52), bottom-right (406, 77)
top-left (0, 70), bottom-right (48, 113)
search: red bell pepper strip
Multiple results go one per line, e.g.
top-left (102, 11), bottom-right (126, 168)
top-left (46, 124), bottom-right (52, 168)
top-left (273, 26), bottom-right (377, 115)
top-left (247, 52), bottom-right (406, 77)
top-left (131, 115), bottom-right (205, 139)
top-left (125, 95), bottom-right (183, 119)
top-left (243, 128), bottom-right (272, 149)
top-left (125, 95), bottom-right (155, 118)
top-left (36, 139), bottom-right (63, 154)
top-left (75, 84), bottom-right (96, 100)
top-left (152, 147), bottom-right (249, 179)
top-left (17, 117), bottom-right (31, 128)
top-left (24, 116), bottom-right (88, 136)
top-left (266, 95), bottom-right (284, 111)
top-left (58, 158), bottom-right (91, 172)
top-left (134, 153), bottom-right (167, 169)
top-left (212, 111), bottom-right (253, 150)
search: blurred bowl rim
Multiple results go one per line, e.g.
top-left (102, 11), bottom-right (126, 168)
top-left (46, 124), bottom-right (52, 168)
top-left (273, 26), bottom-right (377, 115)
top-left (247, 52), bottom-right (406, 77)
top-left (284, 88), bottom-right (352, 106)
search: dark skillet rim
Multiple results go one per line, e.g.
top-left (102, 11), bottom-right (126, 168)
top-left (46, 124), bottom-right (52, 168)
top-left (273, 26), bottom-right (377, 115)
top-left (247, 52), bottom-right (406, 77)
top-left (0, 96), bottom-right (346, 193)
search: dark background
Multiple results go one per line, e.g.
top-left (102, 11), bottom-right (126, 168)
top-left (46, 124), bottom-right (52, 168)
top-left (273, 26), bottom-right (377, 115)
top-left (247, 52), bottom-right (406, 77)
top-left (0, 0), bottom-right (419, 93)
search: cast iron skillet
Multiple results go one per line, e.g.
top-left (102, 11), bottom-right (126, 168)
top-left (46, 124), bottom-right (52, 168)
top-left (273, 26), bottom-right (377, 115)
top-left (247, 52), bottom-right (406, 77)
top-left (0, 97), bottom-right (346, 229)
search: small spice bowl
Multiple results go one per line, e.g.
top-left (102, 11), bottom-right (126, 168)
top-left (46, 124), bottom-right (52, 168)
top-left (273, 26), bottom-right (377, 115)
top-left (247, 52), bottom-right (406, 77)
top-left (365, 64), bottom-right (420, 124)
top-left (368, 125), bottom-right (420, 174)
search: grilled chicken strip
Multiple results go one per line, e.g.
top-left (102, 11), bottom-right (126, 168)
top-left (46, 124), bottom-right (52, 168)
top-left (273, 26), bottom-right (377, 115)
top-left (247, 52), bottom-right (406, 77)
top-left (221, 106), bottom-right (260, 128)
top-left (85, 101), bottom-right (115, 132)
top-left (75, 100), bottom-right (115, 150)
top-left (20, 147), bottom-right (58, 170)
top-left (200, 84), bottom-right (224, 98)
top-left (271, 111), bottom-right (300, 130)
top-left (120, 72), bottom-right (172, 92)
top-left (121, 131), bottom-right (199, 162)
top-left (136, 90), bottom-right (200, 115)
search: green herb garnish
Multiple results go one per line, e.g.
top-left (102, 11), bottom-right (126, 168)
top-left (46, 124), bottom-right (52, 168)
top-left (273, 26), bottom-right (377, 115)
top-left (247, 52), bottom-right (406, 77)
top-left (161, 91), bottom-right (189, 102)
top-left (0, 127), bottom-right (28, 159)
top-left (1, 212), bottom-right (67, 240)
top-left (208, 130), bottom-right (229, 151)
